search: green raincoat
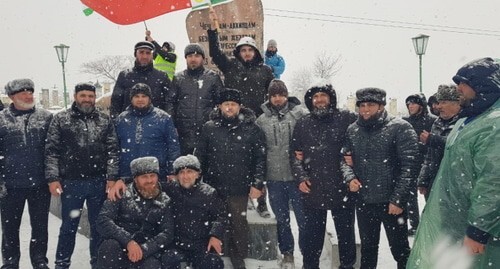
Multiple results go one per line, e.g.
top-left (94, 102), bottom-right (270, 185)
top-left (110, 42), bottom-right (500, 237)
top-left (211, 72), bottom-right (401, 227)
top-left (407, 99), bottom-right (500, 268)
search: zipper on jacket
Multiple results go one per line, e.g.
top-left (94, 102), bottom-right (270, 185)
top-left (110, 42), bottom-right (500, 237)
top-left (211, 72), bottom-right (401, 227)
top-left (273, 125), bottom-right (278, 146)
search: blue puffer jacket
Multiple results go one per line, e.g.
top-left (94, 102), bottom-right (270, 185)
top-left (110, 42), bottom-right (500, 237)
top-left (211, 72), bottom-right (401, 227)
top-left (264, 52), bottom-right (285, 79)
top-left (115, 105), bottom-right (180, 181)
top-left (0, 105), bottom-right (52, 188)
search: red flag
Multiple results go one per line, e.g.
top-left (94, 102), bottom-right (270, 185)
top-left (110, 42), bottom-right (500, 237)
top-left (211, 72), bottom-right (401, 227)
top-left (81, 0), bottom-right (192, 25)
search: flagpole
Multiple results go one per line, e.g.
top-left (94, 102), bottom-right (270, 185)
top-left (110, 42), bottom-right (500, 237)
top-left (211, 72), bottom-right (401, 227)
top-left (143, 21), bottom-right (149, 31)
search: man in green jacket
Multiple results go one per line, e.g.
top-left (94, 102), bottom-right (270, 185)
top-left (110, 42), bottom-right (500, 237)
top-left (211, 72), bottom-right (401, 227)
top-left (407, 57), bottom-right (500, 269)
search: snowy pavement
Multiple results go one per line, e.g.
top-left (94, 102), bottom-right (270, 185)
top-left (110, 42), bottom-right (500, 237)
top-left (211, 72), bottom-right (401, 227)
top-left (3, 196), bottom-right (423, 269)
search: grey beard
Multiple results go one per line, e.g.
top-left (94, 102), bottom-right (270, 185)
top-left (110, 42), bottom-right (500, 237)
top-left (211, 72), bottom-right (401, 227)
top-left (15, 100), bottom-right (35, 110)
top-left (137, 184), bottom-right (160, 199)
top-left (76, 104), bottom-right (95, 114)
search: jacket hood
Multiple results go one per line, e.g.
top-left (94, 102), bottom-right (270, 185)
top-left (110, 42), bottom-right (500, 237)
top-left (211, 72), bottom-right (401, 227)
top-left (233, 37), bottom-right (264, 65)
top-left (209, 106), bottom-right (256, 125)
top-left (405, 93), bottom-right (429, 115)
top-left (304, 83), bottom-right (337, 111)
top-left (452, 57), bottom-right (500, 117)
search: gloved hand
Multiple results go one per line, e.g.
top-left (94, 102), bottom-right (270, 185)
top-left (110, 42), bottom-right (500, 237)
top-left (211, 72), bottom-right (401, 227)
top-left (0, 181), bottom-right (7, 199)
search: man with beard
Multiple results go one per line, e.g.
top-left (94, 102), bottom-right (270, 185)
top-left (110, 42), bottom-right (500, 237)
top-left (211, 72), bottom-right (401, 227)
top-left (290, 82), bottom-right (357, 269)
top-left (96, 157), bottom-right (174, 269)
top-left (108, 83), bottom-right (180, 201)
top-left (166, 43), bottom-right (223, 155)
top-left (110, 41), bottom-right (170, 120)
top-left (403, 93), bottom-right (437, 235)
top-left (256, 79), bottom-right (307, 269)
top-left (264, 39), bottom-right (286, 79)
top-left (207, 10), bottom-right (274, 218)
top-left (0, 79), bottom-right (53, 269)
top-left (407, 58), bottom-right (500, 269)
top-left (195, 89), bottom-right (266, 269)
top-left (45, 83), bottom-right (120, 269)
top-left (342, 88), bottom-right (419, 269)
top-left (417, 85), bottom-right (461, 200)
top-left (162, 155), bottom-right (226, 269)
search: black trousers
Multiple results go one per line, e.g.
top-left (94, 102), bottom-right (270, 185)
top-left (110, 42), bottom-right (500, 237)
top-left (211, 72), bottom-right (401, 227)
top-left (0, 186), bottom-right (50, 268)
top-left (301, 206), bottom-right (356, 269)
top-left (406, 188), bottom-right (420, 229)
top-left (96, 239), bottom-right (162, 269)
top-left (356, 203), bottom-right (410, 269)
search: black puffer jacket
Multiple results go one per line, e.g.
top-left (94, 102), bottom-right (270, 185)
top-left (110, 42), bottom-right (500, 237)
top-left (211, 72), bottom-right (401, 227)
top-left (207, 30), bottom-right (274, 116)
top-left (111, 62), bottom-right (170, 119)
top-left (96, 183), bottom-right (174, 258)
top-left (195, 107), bottom-right (266, 197)
top-left (341, 111), bottom-right (419, 208)
top-left (45, 103), bottom-right (119, 182)
top-left (417, 114), bottom-right (460, 190)
top-left (290, 87), bottom-right (357, 209)
top-left (167, 67), bottom-right (223, 154)
top-left (0, 105), bottom-right (52, 188)
top-left (163, 180), bottom-right (227, 250)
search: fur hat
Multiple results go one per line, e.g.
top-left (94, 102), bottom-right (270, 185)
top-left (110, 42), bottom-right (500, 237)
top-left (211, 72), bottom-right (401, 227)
top-left (405, 93), bottom-right (427, 107)
top-left (74, 83), bottom-right (96, 93)
top-left (4, 79), bottom-right (35, 95)
top-left (173, 155), bottom-right (201, 175)
top-left (130, 156), bottom-right (159, 178)
top-left (435, 84), bottom-right (459, 101)
top-left (267, 39), bottom-right (277, 48)
top-left (268, 79), bottom-right (288, 96)
top-left (218, 88), bottom-right (242, 105)
top-left (130, 83), bottom-right (152, 100)
top-left (356, 88), bottom-right (387, 106)
top-left (134, 41), bottom-right (154, 56)
top-left (184, 43), bottom-right (205, 58)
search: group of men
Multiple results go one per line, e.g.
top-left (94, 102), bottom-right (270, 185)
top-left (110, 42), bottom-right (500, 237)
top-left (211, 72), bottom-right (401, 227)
top-left (0, 12), bottom-right (498, 269)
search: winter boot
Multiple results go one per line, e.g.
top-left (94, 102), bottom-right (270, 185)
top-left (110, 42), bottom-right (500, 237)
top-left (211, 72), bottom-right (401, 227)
top-left (281, 254), bottom-right (295, 269)
top-left (256, 200), bottom-right (271, 218)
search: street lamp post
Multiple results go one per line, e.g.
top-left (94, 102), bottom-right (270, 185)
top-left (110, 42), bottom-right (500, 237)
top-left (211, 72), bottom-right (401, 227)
top-left (54, 44), bottom-right (70, 108)
top-left (412, 34), bottom-right (429, 93)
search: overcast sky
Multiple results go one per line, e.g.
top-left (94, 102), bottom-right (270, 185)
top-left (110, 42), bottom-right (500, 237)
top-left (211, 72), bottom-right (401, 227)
top-left (1, 0), bottom-right (498, 109)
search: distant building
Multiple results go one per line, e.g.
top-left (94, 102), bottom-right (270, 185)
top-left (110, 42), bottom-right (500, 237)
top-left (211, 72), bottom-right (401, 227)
top-left (41, 88), bottom-right (50, 109)
top-left (102, 81), bottom-right (112, 95)
top-left (52, 89), bottom-right (59, 107)
top-left (94, 80), bottom-right (103, 98)
top-left (345, 94), bottom-right (357, 112)
top-left (388, 98), bottom-right (398, 116)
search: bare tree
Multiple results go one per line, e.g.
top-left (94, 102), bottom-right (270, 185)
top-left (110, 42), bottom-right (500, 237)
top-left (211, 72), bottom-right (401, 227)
top-left (80, 55), bottom-right (135, 82)
top-left (312, 51), bottom-right (342, 80)
top-left (290, 51), bottom-right (342, 101)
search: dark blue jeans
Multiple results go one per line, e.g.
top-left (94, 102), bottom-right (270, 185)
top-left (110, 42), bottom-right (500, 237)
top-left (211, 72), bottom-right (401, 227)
top-left (302, 206), bottom-right (356, 269)
top-left (0, 186), bottom-right (50, 268)
top-left (55, 179), bottom-right (106, 269)
top-left (267, 180), bottom-right (306, 256)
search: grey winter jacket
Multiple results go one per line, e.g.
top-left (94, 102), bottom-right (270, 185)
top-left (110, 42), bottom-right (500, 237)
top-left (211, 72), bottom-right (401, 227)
top-left (96, 182), bottom-right (174, 258)
top-left (0, 105), bottom-right (52, 188)
top-left (255, 97), bottom-right (308, 182)
top-left (341, 111), bottom-right (419, 208)
top-left (166, 67), bottom-right (223, 153)
top-left (417, 114), bottom-right (460, 190)
top-left (45, 103), bottom-right (120, 182)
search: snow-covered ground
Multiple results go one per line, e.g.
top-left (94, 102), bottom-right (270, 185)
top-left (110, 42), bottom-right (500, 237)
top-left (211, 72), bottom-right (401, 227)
top-left (3, 196), bottom-right (423, 268)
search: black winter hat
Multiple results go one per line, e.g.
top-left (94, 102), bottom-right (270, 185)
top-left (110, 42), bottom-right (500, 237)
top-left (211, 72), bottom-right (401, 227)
top-left (134, 41), bottom-right (154, 56)
top-left (304, 82), bottom-right (337, 111)
top-left (218, 88), bottom-right (242, 105)
top-left (268, 79), bottom-right (288, 97)
top-left (356, 88), bottom-right (387, 106)
top-left (4, 78), bottom-right (35, 95)
top-left (452, 57), bottom-right (500, 94)
top-left (130, 156), bottom-right (159, 178)
top-left (130, 83), bottom-right (152, 100)
top-left (405, 93), bottom-right (428, 108)
top-left (428, 94), bottom-right (438, 107)
top-left (184, 43), bottom-right (205, 58)
top-left (173, 155), bottom-right (201, 175)
top-left (74, 83), bottom-right (96, 93)
top-left (435, 84), bottom-right (459, 101)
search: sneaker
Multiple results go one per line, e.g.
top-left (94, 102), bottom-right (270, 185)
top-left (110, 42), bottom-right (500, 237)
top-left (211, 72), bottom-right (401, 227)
top-left (257, 203), bottom-right (271, 218)
top-left (33, 263), bottom-right (50, 269)
top-left (281, 254), bottom-right (295, 269)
